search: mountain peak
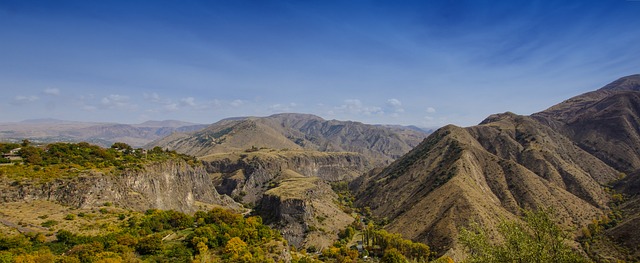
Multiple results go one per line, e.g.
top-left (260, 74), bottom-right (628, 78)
top-left (600, 74), bottom-right (640, 92)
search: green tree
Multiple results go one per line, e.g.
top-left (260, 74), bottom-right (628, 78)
top-left (136, 235), bottom-right (163, 255)
top-left (110, 142), bottom-right (132, 153)
top-left (459, 208), bottom-right (590, 263)
top-left (19, 146), bottom-right (44, 165)
top-left (382, 248), bottom-right (408, 263)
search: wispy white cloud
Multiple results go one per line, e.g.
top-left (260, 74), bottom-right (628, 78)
top-left (386, 98), bottom-right (405, 115)
top-left (334, 99), bottom-right (383, 116)
top-left (11, 95), bottom-right (39, 105)
top-left (143, 92), bottom-right (171, 105)
top-left (163, 103), bottom-right (179, 112)
top-left (230, 99), bottom-right (245, 107)
top-left (268, 102), bottom-right (297, 112)
top-left (100, 94), bottom-right (136, 110)
top-left (386, 98), bottom-right (402, 107)
top-left (195, 99), bottom-right (222, 110)
top-left (426, 107), bottom-right (436, 113)
top-left (43, 88), bottom-right (60, 96)
top-left (180, 97), bottom-right (196, 107)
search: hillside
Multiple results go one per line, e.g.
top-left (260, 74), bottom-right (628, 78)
top-left (351, 114), bottom-right (617, 259)
top-left (533, 74), bottom-right (640, 173)
top-left (0, 119), bottom-right (206, 147)
top-left (0, 142), bottom-right (241, 213)
top-left (351, 74), bottom-right (640, 261)
top-left (532, 75), bottom-right (640, 261)
top-left (147, 113), bottom-right (428, 166)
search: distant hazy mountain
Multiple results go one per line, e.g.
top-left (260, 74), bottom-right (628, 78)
top-left (0, 119), bottom-right (207, 147)
top-left (147, 113), bottom-right (429, 166)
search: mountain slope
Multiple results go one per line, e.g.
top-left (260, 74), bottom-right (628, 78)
top-left (533, 74), bottom-right (640, 173)
top-left (530, 75), bottom-right (640, 260)
top-left (148, 113), bottom-right (428, 166)
top-left (352, 115), bottom-right (617, 259)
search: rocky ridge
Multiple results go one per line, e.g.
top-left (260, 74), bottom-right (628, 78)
top-left (352, 115), bottom-right (617, 259)
top-left (0, 159), bottom-right (241, 213)
top-left (147, 113), bottom-right (428, 167)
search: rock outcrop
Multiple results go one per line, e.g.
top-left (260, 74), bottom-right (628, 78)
top-left (0, 159), bottom-right (241, 213)
top-left (258, 176), bottom-right (353, 249)
top-left (202, 150), bottom-right (370, 204)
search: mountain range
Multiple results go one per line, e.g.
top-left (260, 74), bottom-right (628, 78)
top-left (351, 74), bottom-right (640, 261)
top-left (2, 75), bottom-right (640, 261)
top-left (147, 113), bottom-right (429, 167)
top-left (0, 119), bottom-right (207, 147)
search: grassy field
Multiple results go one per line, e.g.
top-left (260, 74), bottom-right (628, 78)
top-left (0, 200), bottom-right (132, 240)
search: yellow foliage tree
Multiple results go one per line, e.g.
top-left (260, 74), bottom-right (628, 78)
top-left (224, 237), bottom-right (252, 262)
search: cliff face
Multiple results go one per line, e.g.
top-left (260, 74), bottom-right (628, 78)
top-left (202, 150), bottom-right (370, 204)
top-left (258, 177), bottom-right (354, 249)
top-left (0, 160), bottom-right (241, 213)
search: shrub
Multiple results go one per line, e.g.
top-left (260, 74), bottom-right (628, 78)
top-left (41, 220), bottom-right (59, 227)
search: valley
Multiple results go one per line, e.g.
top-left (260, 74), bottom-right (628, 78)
top-left (1, 75), bottom-right (640, 262)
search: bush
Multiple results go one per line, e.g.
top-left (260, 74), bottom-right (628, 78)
top-left (382, 248), bottom-right (408, 263)
top-left (460, 208), bottom-right (590, 263)
top-left (41, 220), bottom-right (59, 227)
top-left (136, 235), bottom-right (163, 255)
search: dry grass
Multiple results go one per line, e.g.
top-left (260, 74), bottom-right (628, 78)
top-left (0, 200), bottom-right (133, 240)
top-left (265, 176), bottom-right (319, 200)
top-left (199, 148), bottom-right (358, 162)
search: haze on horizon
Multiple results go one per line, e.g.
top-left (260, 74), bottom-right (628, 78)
top-left (1, 0), bottom-right (640, 127)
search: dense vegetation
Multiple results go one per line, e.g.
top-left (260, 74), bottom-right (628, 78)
top-left (0, 208), bottom-right (285, 263)
top-left (459, 208), bottom-right (590, 263)
top-left (0, 141), bottom-right (436, 262)
top-left (0, 141), bottom-right (198, 181)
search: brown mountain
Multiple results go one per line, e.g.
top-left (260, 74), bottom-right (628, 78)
top-left (147, 113), bottom-right (428, 166)
top-left (351, 113), bottom-right (617, 259)
top-left (532, 75), bottom-right (640, 260)
top-left (533, 74), bottom-right (640, 173)
top-left (352, 74), bottom-right (640, 260)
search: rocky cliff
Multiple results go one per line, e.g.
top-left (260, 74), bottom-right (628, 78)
top-left (0, 159), bottom-right (241, 213)
top-left (258, 176), bottom-right (354, 249)
top-left (202, 149), bottom-right (370, 204)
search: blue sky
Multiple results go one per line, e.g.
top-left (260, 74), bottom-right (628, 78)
top-left (1, 0), bottom-right (639, 127)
